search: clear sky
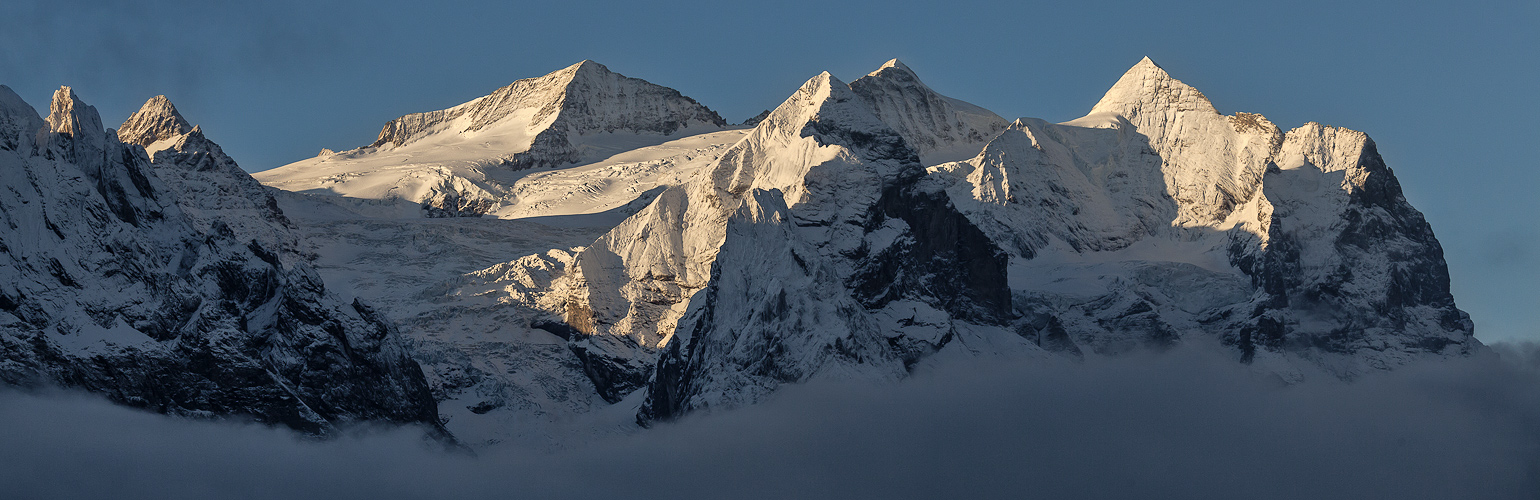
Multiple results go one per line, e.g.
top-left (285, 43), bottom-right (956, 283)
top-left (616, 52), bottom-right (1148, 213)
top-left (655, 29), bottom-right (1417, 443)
top-left (2, 0), bottom-right (1536, 343)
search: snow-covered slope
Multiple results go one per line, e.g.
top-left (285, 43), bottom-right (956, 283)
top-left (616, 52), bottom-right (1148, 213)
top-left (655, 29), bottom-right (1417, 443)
top-left (493, 129), bottom-right (746, 223)
top-left (255, 61), bottom-right (729, 218)
top-left (265, 207), bottom-right (616, 447)
top-left (0, 86), bottom-right (441, 435)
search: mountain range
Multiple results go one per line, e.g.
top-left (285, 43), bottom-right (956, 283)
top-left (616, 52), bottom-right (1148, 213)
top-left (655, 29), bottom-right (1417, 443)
top-left (0, 57), bottom-right (1477, 447)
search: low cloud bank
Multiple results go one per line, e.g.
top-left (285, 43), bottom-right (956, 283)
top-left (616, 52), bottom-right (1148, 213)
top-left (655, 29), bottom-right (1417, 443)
top-left (3, 344), bottom-right (1538, 499)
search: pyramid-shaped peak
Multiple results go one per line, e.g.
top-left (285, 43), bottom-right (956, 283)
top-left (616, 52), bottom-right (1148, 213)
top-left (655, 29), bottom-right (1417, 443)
top-left (794, 71), bottom-right (846, 97)
top-left (792, 71), bottom-right (857, 104)
top-left (119, 95), bottom-right (193, 147)
top-left (141, 95), bottom-right (184, 119)
top-left (762, 70), bottom-right (879, 137)
top-left (858, 58), bottom-right (930, 90)
top-left (562, 59), bottom-right (615, 78)
top-left (366, 58), bottom-right (726, 152)
top-left (1088, 56), bottom-right (1216, 117)
top-left (872, 58), bottom-right (915, 76)
top-left (1116, 56), bottom-right (1178, 86)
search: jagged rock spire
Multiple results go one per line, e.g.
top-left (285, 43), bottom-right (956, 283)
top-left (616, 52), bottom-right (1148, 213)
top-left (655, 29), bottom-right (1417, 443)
top-left (46, 86), bottom-right (103, 137)
top-left (43, 86), bottom-right (107, 163)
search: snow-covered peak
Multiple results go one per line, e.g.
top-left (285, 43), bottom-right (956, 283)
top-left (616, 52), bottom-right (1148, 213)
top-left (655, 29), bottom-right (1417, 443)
top-left (0, 85), bottom-right (43, 151)
top-left (711, 70), bottom-right (917, 205)
top-left (0, 85), bottom-right (40, 125)
top-left (1089, 57), bottom-right (1218, 118)
top-left (564, 59), bottom-right (611, 81)
top-left (520, 59), bottom-right (617, 97)
top-left (551, 60), bottom-right (727, 137)
top-left (367, 59), bottom-right (724, 152)
top-left (1065, 58), bottom-right (1277, 228)
top-left (872, 58), bottom-right (913, 75)
top-left (127, 100), bottom-right (296, 252)
top-left (257, 60), bottom-right (731, 217)
top-left (805, 71), bottom-right (839, 95)
top-left (118, 95), bottom-right (192, 147)
top-left (849, 59), bottom-right (1007, 165)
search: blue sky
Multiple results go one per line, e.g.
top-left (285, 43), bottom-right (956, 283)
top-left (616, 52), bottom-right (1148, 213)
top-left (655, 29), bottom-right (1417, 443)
top-left (2, 0), bottom-right (1536, 342)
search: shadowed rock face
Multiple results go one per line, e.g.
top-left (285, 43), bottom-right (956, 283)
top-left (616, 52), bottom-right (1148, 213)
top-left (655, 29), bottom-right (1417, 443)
top-left (0, 88), bottom-right (443, 437)
top-left (421, 192), bottom-right (497, 218)
top-left (849, 182), bottom-right (1012, 324)
top-left (1228, 126), bottom-right (1474, 368)
top-left (739, 109), bottom-right (772, 127)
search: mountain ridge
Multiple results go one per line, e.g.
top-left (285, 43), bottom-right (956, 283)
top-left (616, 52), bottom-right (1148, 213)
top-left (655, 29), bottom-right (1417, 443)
top-left (0, 87), bottom-right (445, 437)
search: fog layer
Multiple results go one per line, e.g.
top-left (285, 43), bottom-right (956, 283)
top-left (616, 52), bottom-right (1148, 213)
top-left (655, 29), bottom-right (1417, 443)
top-left (3, 344), bottom-right (1537, 499)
